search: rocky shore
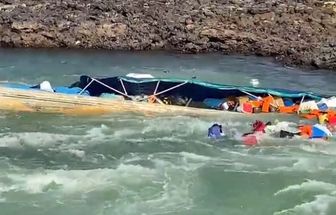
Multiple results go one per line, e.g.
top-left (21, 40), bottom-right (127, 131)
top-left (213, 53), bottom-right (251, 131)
top-left (1, 0), bottom-right (336, 70)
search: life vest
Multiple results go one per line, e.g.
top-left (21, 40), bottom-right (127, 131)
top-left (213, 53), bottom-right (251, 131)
top-left (279, 105), bottom-right (299, 113)
top-left (302, 109), bottom-right (322, 120)
top-left (328, 111), bottom-right (336, 125)
top-left (261, 96), bottom-right (275, 113)
top-left (328, 114), bottom-right (336, 125)
top-left (250, 100), bottom-right (263, 108)
top-left (245, 96), bottom-right (277, 113)
top-left (298, 124), bottom-right (331, 139)
top-left (298, 125), bottom-right (313, 138)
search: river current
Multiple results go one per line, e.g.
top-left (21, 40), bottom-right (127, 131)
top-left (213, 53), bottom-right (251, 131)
top-left (1, 49), bottom-right (336, 215)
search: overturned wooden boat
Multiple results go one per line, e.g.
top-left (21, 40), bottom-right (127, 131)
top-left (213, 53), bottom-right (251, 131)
top-left (0, 86), bottom-right (224, 116)
top-left (0, 74), bottom-right (331, 117)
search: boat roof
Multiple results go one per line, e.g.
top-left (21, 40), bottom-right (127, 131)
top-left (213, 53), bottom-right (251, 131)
top-left (77, 75), bottom-right (327, 99)
top-left (1, 75), bottom-right (328, 100)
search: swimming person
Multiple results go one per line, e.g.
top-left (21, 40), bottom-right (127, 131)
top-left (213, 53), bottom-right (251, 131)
top-left (208, 123), bottom-right (225, 139)
top-left (242, 120), bottom-right (272, 136)
top-left (245, 120), bottom-right (333, 140)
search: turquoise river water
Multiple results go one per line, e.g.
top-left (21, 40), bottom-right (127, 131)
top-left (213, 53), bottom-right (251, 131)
top-left (1, 49), bottom-right (336, 215)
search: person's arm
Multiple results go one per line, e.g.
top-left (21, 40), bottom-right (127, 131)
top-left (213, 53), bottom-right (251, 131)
top-left (242, 132), bottom-right (253, 136)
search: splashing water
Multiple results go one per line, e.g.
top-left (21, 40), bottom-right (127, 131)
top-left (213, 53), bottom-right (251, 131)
top-left (1, 49), bottom-right (336, 215)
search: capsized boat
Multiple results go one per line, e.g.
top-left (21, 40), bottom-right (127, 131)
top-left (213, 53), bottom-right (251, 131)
top-left (0, 74), bottom-right (334, 117)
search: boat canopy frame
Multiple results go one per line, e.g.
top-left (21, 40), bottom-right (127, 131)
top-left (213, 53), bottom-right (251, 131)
top-left (72, 75), bottom-right (331, 112)
top-left (77, 76), bottom-right (190, 102)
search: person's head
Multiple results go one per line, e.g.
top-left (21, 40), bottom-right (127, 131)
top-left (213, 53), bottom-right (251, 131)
top-left (208, 124), bottom-right (224, 138)
top-left (226, 97), bottom-right (237, 110)
top-left (227, 100), bottom-right (236, 109)
top-left (252, 120), bottom-right (266, 132)
top-left (212, 123), bottom-right (223, 132)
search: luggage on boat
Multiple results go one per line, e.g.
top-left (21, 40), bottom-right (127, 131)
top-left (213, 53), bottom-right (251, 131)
top-left (31, 81), bottom-right (54, 92)
top-left (298, 101), bottom-right (319, 113)
top-left (318, 97), bottom-right (336, 108)
top-left (203, 98), bottom-right (224, 109)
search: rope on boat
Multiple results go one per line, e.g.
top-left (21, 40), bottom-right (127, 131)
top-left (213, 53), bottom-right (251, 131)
top-left (185, 98), bottom-right (192, 107)
top-left (154, 81), bottom-right (160, 94)
top-left (79, 77), bottom-right (187, 103)
top-left (79, 79), bottom-right (94, 95)
top-left (119, 79), bottom-right (128, 95)
top-left (153, 81), bottom-right (188, 96)
top-left (267, 93), bottom-right (280, 108)
top-left (93, 78), bottom-right (132, 99)
top-left (240, 90), bottom-right (278, 109)
top-left (80, 77), bottom-right (133, 99)
top-left (297, 95), bottom-right (305, 114)
top-left (137, 80), bottom-right (188, 104)
top-left (240, 90), bottom-right (261, 100)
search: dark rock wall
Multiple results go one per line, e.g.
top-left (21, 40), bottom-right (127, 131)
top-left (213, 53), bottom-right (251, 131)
top-left (1, 0), bottom-right (336, 69)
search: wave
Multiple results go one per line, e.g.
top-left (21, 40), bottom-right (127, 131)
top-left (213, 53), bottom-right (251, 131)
top-left (274, 180), bottom-right (336, 196)
top-left (0, 132), bottom-right (75, 148)
top-left (274, 194), bottom-right (336, 215)
top-left (3, 164), bottom-right (158, 194)
top-left (270, 157), bottom-right (335, 173)
top-left (0, 158), bottom-right (197, 214)
top-left (274, 179), bottom-right (336, 215)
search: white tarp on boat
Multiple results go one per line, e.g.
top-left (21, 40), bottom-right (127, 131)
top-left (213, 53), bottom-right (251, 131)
top-left (126, 73), bottom-right (154, 79)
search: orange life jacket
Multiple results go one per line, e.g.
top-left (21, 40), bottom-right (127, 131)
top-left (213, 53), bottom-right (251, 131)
top-left (261, 96), bottom-right (274, 113)
top-left (279, 105), bottom-right (299, 113)
top-left (328, 114), bottom-right (336, 125)
top-left (302, 109), bottom-right (323, 120)
top-left (298, 125), bottom-right (313, 138)
top-left (250, 100), bottom-right (263, 108)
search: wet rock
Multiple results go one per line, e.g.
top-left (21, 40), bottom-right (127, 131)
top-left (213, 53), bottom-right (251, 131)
top-left (295, 3), bottom-right (307, 13)
top-left (312, 43), bottom-right (336, 69)
top-left (248, 4), bottom-right (271, 15)
top-left (11, 21), bottom-right (42, 32)
top-left (96, 23), bottom-right (127, 38)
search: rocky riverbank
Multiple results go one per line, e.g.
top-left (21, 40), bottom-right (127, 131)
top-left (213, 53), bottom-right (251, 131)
top-left (1, 0), bottom-right (336, 70)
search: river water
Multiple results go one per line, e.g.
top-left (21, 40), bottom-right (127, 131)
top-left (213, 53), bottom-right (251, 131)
top-left (0, 48), bottom-right (336, 215)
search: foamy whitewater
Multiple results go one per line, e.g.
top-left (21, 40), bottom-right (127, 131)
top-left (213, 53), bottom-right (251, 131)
top-left (1, 49), bottom-right (336, 215)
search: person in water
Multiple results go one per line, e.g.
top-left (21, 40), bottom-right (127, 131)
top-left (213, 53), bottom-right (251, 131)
top-left (245, 120), bottom-right (333, 139)
top-left (208, 123), bottom-right (225, 138)
top-left (281, 124), bottom-right (332, 139)
top-left (242, 120), bottom-right (272, 136)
